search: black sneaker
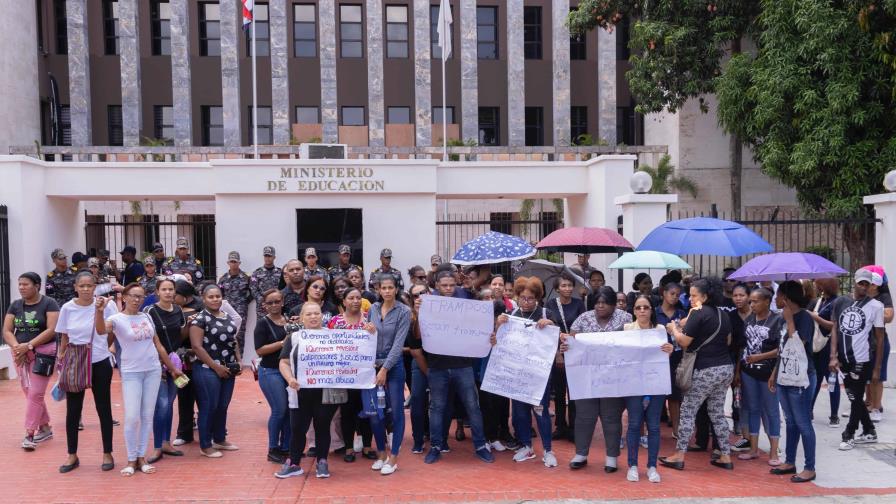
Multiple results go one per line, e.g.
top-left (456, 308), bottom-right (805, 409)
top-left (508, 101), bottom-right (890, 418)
top-left (828, 416), bottom-right (840, 428)
top-left (731, 437), bottom-right (751, 452)
top-left (423, 447), bottom-right (442, 464)
top-left (267, 450), bottom-right (285, 464)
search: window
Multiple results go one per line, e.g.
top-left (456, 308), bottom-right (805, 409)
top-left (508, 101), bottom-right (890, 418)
top-left (430, 4), bottom-right (453, 58)
top-left (616, 15), bottom-right (630, 60)
top-left (489, 212), bottom-right (513, 235)
top-left (571, 106), bottom-right (587, 143)
top-left (296, 106), bottom-right (320, 124)
top-left (523, 6), bottom-right (542, 59)
top-left (476, 6), bottom-right (497, 59)
top-left (384, 5), bottom-right (409, 58)
top-left (103, 1), bottom-right (119, 55)
top-left (60, 105), bottom-right (72, 146)
top-left (478, 106), bottom-right (499, 145)
top-left (201, 105), bottom-right (224, 146)
top-left (154, 105), bottom-right (174, 144)
top-left (248, 106), bottom-right (273, 144)
top-left (341, 106), bottom-right (365, 126)
top-left (570, 8), bottom-right (585, 60)
top-left (525, 106), bottom-right (544, 146)
top-left (617, 106), bottom-right (643, 145)
top-left (540, 211), bottom-right (560, 237)
top-left (294, 4), bottom-right (317, 57)
top-left (107, 105), bottom-right (123, 146)
top-left (339, 5), bottom-right (363, 58)
top-left (199, 2), bottom-right (221, 56)
top-left (246, 3), bottom-right (270, 56)
top-left (296, 209), bottom-right (363, 270)
top-left (54, 0), bottom-right (67, 54)
top-left (433, 106), bottom-right (455, 124)
top-left (387, 106), bottom-right (411, 124)
top-left (150, 1), bottom-right (171, 55)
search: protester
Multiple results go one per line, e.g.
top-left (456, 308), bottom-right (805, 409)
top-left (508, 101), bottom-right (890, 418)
top-left (549, 273), bottom-right (585, 442)
top-left (292, 276), bottom-right (338, 324)
top-left (280, 259), bottom-right (307, 316)
top-left (55, 271), bottom-right (118, 473)
top-left (623, 294), bottom-right (674, 483)
top-left (490, 274), bottom-right (514, 311)
top-left (616, 291), bottom-right (629, 312)
top-left (3, 272), bottom-right (59, 451)
top-left (583, 270), bottom-right (607, 310)
top-left (660, 277), bottom-right (734, 471)
top-left (254, 289), bottom-right (291, 464)
top-left (809, 278), bottom-right (841, 427)
top-left (626, 273), bottom-right (656, 313)
top-left (655, 282), bottom-right (686, 438)
top-left (406, 283), bottom-right (432, 454)
top-left (347, 269), bottom-right (378, 304)
top-left (863, 269), bottom-right (892, 423)
top-left (730, 282), bottom-right (754, 451)
top-left (173, 280), bottom-right (203, 447)
top-left (190, 285), bottom-right (241, 458)
top-left (408, 265), bottom-right (428, 288)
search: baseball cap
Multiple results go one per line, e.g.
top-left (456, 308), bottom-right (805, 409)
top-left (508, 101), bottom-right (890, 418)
top-left (98, 249), bottom-right (110, 257)
top-left (263, 245), bottom-right (276, 257)
top-left (380, 248), bottom-right (393, 258)
top-left (87, 257), bottom-right (100, 268)
top-left (338, 244), bottom-right (351, 255)
top-left (430, 254), bottom-right (442, 266)
top-left (120, 245), bottom-right (137, 255)
top-left (71, 252), bottom-right (87, 264)
top-left (228, 251), bottom-right (241, 262)
top-left (175, 237), bottom-right (189, 250)
top-left (152, 242), bottom-right (164, 253)
top-left (854, 269), bottom-right (878, 285)
top-left (50, 248), bottom-right (67, 260)
top-left (305, 247), bottom-right (317, 258)
top-left (143, 255), bottom-right (155, 266)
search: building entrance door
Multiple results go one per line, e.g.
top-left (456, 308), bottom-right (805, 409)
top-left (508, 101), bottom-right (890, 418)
top-left (296, 209), bottom-right (363, 270)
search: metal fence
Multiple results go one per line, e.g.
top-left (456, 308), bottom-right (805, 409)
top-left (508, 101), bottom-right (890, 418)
top-left (85, 213), bottom-right (217, 280)
top-left (0, 206), bottom-right (9, 322)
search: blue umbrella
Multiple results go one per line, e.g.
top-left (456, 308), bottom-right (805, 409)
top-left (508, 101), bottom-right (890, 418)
top-left (451, 231), bottom-right (536, 266)
top-left (637, 217), bottom-right (772, 256)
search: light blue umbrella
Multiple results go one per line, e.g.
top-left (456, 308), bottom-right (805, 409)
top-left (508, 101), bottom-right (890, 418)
top-left (609, 251), bottom-right (692, 270)
top-left (451, 231), bottom-right (536, 266)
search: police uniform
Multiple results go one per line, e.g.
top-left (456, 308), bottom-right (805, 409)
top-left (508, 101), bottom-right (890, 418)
top-left (369, 266), bottom-right (404, 292)
top-left (250, 246), bottom-right (283, 317)
top-left (304, 265), bottom-right (330, 283)
top-left (139, 274), bottom-right (159, 296)
top-left (45, 267), bottom-right (76, 305)
top-left (219, 251), bottom-right (253, 351)
top-left (163, 256), bottom-right (203, 280)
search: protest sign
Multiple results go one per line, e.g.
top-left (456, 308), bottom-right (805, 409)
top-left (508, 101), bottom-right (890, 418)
top-left (481, 316), bottom-right (558, 405)
top-left (564, 328), bottom-right (671, 399)
top-left (289, 328), bottom-right (377, 389)
top-left (418, 295), bottom-right (494, 358)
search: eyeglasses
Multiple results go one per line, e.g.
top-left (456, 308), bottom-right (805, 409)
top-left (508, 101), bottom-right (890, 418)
top-left (264, 300), bottom-right (283, 306)
top-left (310, 284), bottom-right (326, 291)
top-left (518, 296), bottom-right (537, 303)
top-left (128, 294), bottom-right (146, 300)
top-left (634, 305), bottom-right (652, 311)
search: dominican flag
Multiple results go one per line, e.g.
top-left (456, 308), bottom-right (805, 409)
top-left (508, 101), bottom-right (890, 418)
top-left (437, 0), bottom-right (452, 59)
top-left (242, 0), bottom-right (254, 32)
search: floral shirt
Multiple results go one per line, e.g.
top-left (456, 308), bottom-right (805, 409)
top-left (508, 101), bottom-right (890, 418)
top-left (327, 313), bottom-right (368, 330)
top-left (190, 309), bottom-right (239, 366)
top-left (570, 308), bottom-right (632, 333)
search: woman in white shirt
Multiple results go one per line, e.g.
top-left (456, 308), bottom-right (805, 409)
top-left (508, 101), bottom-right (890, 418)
top-left (55, 271), bottom-right (119, 474)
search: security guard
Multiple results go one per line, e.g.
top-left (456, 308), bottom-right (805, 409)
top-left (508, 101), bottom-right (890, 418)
top-left (302, 247), bottom-right (329, 283)
top-left (368, 248), bottom-right (404, 292)
top-left (218, 251), bottom-right (252, 353)
top-left (327, 244), bottom-right (362, 281)
top-left (119, 245), bottom-right (145, 285)
top-left (250, 245), bottom-right (283, 318)
top-left (45, 248), bottom-right (76, 305)
top-left (97, 249), bottom-right (118, 279)
top-left (70, 252), bottom-right (88, 272)
top-left (151, 242), bottom-right (168, 271)
top-left (138, 255), bottom-right (159, 296)
top-left (163, 237), bottom-right (204, 282)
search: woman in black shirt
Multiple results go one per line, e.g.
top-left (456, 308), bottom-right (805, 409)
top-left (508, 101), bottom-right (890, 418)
top-left (254, 289), bottom-right (291, 464)
top-left (549, 272), bottom-right (585, 440)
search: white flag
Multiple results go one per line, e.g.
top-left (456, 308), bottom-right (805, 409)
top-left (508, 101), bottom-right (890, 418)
top-left (437, 0), bottom-right (453, 59)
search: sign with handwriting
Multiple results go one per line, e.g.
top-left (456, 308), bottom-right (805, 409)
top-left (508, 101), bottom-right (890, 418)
top-left (418, 295), bottom-right (494, 358)
top-left (481, 316), bottom-right (558, 405)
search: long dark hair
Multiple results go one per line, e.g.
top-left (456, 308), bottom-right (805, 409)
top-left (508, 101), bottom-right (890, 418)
top-left (691, 277), bottom-right (724, 307)
top-left (778, 280), bottom-right (807, 307)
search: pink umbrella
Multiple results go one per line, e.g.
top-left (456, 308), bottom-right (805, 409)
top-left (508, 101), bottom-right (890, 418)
top-left (535, 227), bottom-right (634, 254)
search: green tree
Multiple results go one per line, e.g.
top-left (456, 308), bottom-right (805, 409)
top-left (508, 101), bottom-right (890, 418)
top-left (639, 154), bottom-right (699, 197)
top-left (716, 0), bottom-right (894, 267)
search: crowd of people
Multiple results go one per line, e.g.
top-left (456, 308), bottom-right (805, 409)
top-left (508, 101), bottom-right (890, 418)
top-left (1, 242), bottom-right (890, 484)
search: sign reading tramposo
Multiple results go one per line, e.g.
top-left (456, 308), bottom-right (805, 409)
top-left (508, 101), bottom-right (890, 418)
top-left (267, 166), bottom-right (386, 192)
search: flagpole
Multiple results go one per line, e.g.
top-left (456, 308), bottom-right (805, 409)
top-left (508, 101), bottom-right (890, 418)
top-left (251, 6), bottom-right (258, 159)
top-left (441, 10), bottom-right (448, 160)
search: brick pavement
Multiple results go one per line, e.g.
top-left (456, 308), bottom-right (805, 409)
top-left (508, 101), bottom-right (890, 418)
top-left (1, 374), bottom-right (894, 503)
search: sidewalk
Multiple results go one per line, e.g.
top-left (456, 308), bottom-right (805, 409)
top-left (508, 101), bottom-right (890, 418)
top-left (1, 373), bottom-right (893, 503)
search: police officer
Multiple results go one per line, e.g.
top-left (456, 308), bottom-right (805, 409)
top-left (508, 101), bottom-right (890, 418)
top-left (70, 252), bottom-right (88, 273)
top-left (97, 249), bottom-right (118, 279)
top-left (163, 237), bottom-right (204, 282)
top-left (45, 248), bottom-right (76, 305)
top-left (218, 251), bottom-right (252, 353)
top-left (328, 244), bottom-right (362, 281)
top-left (88, 257), bottom-right (109, 284)
top-left (302, 247), bottom-right (329, 283)
top-left (151, 242), bottom-right (168, 271)
top-left (250, 245), bottom-right (283, 318)
top-left (369, 248), bottom-right (404, 292)
top-left (118, 245), bottom-right (145, 285)
top-left (138, 255), bottom-right (159, 296)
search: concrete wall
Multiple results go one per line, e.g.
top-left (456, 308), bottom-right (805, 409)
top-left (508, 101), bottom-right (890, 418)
top-left (0, 2), bottom-right (40, 151)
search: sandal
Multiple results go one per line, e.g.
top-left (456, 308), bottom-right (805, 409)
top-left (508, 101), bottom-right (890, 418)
top-left (140, 463), bottom-right (156, 474)
top-left (737, 452), bottom-right (759, 460)
top-left (161, 448), bottom-right (184, 456)
top-left (146, 453), bottom-right (163, 464)
top-left (768, 458), bottom-right (783, 467)
top-left (120, 466), bottom-right (135, 477)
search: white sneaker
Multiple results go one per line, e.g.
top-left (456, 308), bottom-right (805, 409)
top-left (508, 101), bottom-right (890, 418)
top-left (172, 438), bottom-right (186, 446)
top-left (627, 466), bottom-right (640, 482)
top-left (870, 409), bottom-right (882, 423)
top-left (839, 439), bottom-right (855, 451)
top-left (21, 436), bottom-right (36, 451)
top-left (542, 451), bottom-right (558, 468)
top-left (647, 466), bottom-right (661, 483)
top-left (513, 446), bottom-right (536, 462)
top-left (490, 440), bottom-right (507, 452)
top-left (380, 462), bottom-right (397, 475)
top-left (371, 459), bottom-right (385, 471)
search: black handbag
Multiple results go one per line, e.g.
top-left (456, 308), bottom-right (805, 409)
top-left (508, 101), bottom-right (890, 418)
top-left (32, 353), bottom-right (56, 377)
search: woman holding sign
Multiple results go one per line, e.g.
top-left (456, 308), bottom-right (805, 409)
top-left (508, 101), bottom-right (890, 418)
top-left (622, 295), bottom-right (674, 483)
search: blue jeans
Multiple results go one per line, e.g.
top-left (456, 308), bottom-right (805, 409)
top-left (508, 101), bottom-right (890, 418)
top-left (428, 367), bottom-right (487, 450)
top-left (777, 373), bottom-right (816, 471)
top-left (153, 374), bottom-right (178, 449)
top-left (625, 395), bottom-right (664, 468)
top-left (741, 372), bottom-right (781, 438)
top-left (121, 368), bottom-right (162, 461)
top-left (511, 384), bottom-right (552, 452)
top-left (410, 360), bottom-right (429, 446)
top-left (258, 366), bottom-right (291, 452)
top-left (371, 364), bottom-right (407, 456)
top-left (193, 365), bottom-right (236, 450)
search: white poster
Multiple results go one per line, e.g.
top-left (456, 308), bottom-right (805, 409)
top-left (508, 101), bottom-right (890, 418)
top-left (289, 328), bottom-right (377, 389)
top-left (418, 294), bottom-right (494, 358)
top-left (564, 328), bottom-right (671, 399)
top-left (481, 316), bottom-right (559, 405)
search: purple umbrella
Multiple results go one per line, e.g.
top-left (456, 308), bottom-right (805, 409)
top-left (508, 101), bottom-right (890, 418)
top-left (727, 253), bottom-right (847, 282)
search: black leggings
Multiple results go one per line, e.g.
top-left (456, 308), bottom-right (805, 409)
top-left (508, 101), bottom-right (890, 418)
top-left (339, 389), bottom-right (372, 451)
top-left (176, 369), bottom-right (195, 442)
top-left (551, 365), bottom-right (576, 432)
top-left (289, 388), bottom-right (338, 462)
top-left (66, 358), bottom-right (114, 455)
top-left (480, 388), bottom-right (510, 442)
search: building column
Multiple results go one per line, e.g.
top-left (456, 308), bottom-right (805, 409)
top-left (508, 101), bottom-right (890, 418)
top-left (0, 0), bottom-right (39, 152)
top-left (220, 0), bottom-right (241, 147)
top-left (170, 0), bottom-right (193, 146)
top-left (412, 0), bottom-right (432, 147)
top-left (319, 0), bottom-right (338, 143)
top-left (614, 193), bottom-right (678, 296)
top-left (552, 0), bottom-right (571, 147)
top-left (119, 0), bottom-right (142, 146)
top-left (506, 1), bottom-right (524, 147)
top-left (66, 0), bottom-right (91, 146)
top-left (460, 0), bottom-right (478, 142)
top-left (270, 0), bottom-right (290, 145)
top-left (597, 27), bottom-right (617, 146)
top-left (865, 191), bottom-right (896, 385)
top-left (366, 0), bottom-right (385, 147)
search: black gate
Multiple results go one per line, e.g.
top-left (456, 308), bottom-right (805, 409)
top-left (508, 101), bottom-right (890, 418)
top-left (85, 213), bottom-right (217, 280)
top-left (0, 206), bottom-right (9, 321)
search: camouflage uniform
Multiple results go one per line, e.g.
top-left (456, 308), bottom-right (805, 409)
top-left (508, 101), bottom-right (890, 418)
top-left (304, 264), bottom-right (330, 283)
top-left (250, 266), bottom-right (283, 317)
top-left (138, 275), bottom-right (159, 296)
top-left (280, 286), bottom-right (305, 317)
top-left (369, 265), bottom-right (404, 292)
top-left (163, 255), bottom-right (204, 282)
top-left (45, 267), bottom-right (76, 306)
top-left (218, 268), bottom-right (252, 351)
top-left (327, 263), bottom-right (362, 282)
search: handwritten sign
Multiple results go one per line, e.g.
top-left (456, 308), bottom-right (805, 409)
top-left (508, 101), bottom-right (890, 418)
top-left (418, 295), bottom-right (494, 358)
top-left (481, 316), bottom-right (558, 405)
top-left (289, 328), bottom-right (377, 389)
top-left (564, 328), bottom-right (671, 399)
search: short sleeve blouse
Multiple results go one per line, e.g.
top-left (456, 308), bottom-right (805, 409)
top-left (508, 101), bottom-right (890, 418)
top-left (190, 309), bottom-right (239, 366)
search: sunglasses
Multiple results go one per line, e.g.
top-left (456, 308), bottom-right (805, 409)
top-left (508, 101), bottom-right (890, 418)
top-left (415, 275), bottom-right (426, 280)
top-left (310, 284), bottom-right (326, 291)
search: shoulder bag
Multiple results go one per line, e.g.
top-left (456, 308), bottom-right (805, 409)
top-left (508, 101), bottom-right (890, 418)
top-left (675, 308), bottom-right (722, 393)
top-left (810, 297), bottom-right (827, 353)
top-left (58, 309), bottom-right (96, 393)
